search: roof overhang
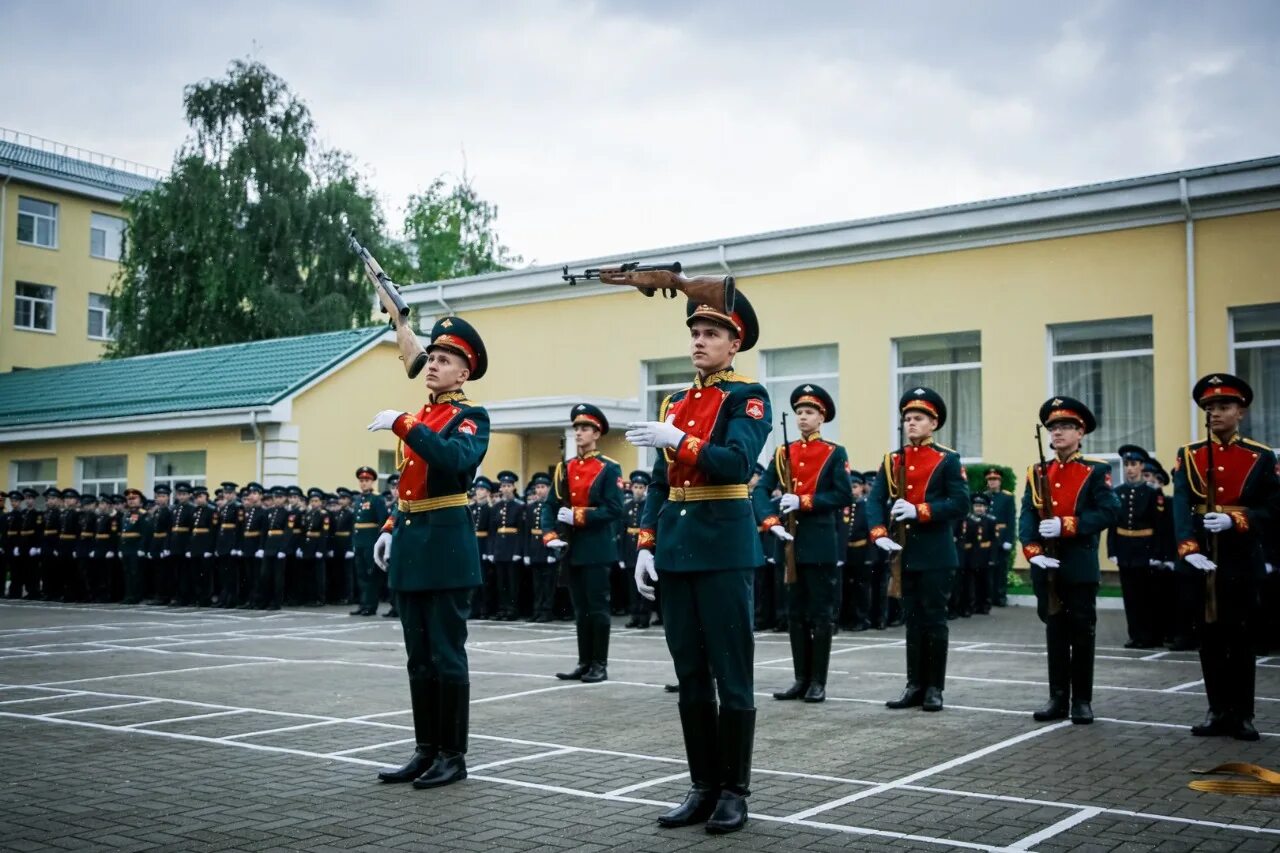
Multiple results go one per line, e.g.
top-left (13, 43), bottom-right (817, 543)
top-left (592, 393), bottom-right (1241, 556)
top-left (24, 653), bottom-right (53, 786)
top-left (0, 164), bottom-right (132, 204)
top-left (0, 403), bottom-right (291, 444)
top-left (487, 396), bottom-right (641, 432)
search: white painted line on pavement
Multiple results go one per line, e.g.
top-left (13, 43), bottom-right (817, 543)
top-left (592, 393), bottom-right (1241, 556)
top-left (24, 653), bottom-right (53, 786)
top-left (122, 709), bottom-right (251, 729)
top-left (41, 699), bottom-right (165, 717)
top-left (1009, 807), bottom-right (1102, 850)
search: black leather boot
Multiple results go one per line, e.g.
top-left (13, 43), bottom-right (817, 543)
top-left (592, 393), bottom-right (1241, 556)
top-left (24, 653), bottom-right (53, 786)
top-left (705, 708), bottom-right (754, 835)
top-left (1069, 699), bottom-right (1093, 725)
top-left (1068, 606), bottom-right (1095, 726)
top-left (773, 621), bottom-right (811, 700)
top-left (1190, 710), bottom-right (1232, 737)
top-left (581, 662), bottom-right (608, 683)
top-left (413, 682), bottom-right (468, 789)
top-left (886, 633), bottom-right (923, 709)
top-left (804, 623), bottom-right (832, 703)
top-left (1033, 692), bottom-right (1069, 722)
top-left (557, 622), bottom-right (592, 679)
top-left (379, 678), bottom-right (438, 782)
top-left (1233, 717), bottom-right (1260, 741)
top-left (658, 703), bottom-right (719, 828)
top-left (921, 632), bottom-right (946, 711)
top-left (581, 622), bottom-right (610, 683)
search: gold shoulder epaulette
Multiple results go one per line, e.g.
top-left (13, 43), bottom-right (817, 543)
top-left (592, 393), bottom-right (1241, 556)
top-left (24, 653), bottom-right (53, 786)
top-left (658, 393), bottom-right (675, 421)
top-left (599, 454), bottom-right (620, 467)
top-left (1084, 456), bottom-right (1110, 466)
top-left (934, 443), bottom-right (958, 454)
top-left (1002, 489), bottom-right (1014, 496)
top-left (1242, 437), bottom-right (1271, 451)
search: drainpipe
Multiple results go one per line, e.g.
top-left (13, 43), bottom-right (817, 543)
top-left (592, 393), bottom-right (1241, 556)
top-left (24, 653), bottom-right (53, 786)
top-left (718, 244), bottom-right (731, 275)
top-left (0, 170), bottom-right (11, 341)
top-left (1180, 178), bottom-right (1197, 443)
top-left (250, 410), bottom-right (264, 483)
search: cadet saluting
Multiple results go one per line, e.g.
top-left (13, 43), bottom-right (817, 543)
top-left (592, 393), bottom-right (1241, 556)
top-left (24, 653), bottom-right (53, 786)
top-left (367, 316), bottom-right (490, 790)
top-left (627, 291), bottom-right (769, 835)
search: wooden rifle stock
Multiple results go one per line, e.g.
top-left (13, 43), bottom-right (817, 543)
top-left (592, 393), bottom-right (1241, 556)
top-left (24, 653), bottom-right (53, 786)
top-left (779, 413), bottom-right (799, 585)
top-left (1035, 424), bottom-right (1063, 616)
top-left (347, 230), bottom-right (428, 379)
top-left (563, 262), bottom-right (737, 316)
top-left (1204, 411), bottom-right (1219, 624)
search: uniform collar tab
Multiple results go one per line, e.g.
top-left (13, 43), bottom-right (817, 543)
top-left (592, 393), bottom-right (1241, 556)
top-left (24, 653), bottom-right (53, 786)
top-left (694, 366), bottom-right (736, 389)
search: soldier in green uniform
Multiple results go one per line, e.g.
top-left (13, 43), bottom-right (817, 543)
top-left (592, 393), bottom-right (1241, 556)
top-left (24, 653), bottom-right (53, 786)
top-left (93, 495), bottom-right (122, 602)
top-left (146, 485), bottom-right (173, 605)
top-left (627, 291), bottom-right (769, 834)
top-left (958, 494), bottom-right (998, 617)
top-left (981, 467), bottom-right (1016, 607)
top-left (367, 315), bottom-right (491, 790)
top-left (349, 468), bottom-right (389, 616)
top-left (524, 473), bottom-right (557, 623)
top-left (1173, 373), bottom-right (1279, 741)
top-left (167, 483), bottom-right (195, 606)
top-left (622, 471), bottom-right (652, 628)
top-left (755, 384), bottom-right (852, 704)
top-left (2, 491), bottom-right (19, 598)
top-left (469, 476), bottom-right (494, 618)
top-left (546, 403), bottom-right (624, 684)
top-left (120, 489), bottom-right (152, 604)
top-left (237, 483), bottom-right (267, 608)
top-left (301, 488), bottom-right (331, 606)
top-left (488, 471), bottom-right (524, 621)
top-left (188, 486), bottom-right (216, 606)
top-left (257, 487), bottom-right (292, 610)
top-left (16, 489), bottom-right (43, 599)
top-left (1020, 396), bottom-right (1120, 726)
top-left (329, 489), bottom-right (353, 604)
top-left (868, 387), bottom-right (970, 713)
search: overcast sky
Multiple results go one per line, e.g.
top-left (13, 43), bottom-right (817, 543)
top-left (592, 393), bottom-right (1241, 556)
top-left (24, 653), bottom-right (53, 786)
top-left (3, 1), bottom-right (1277, 266)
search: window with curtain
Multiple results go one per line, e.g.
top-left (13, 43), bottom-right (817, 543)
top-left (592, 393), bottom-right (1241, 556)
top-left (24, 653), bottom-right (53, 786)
top-left (639, 357), bottom-right (694, 468)
top-left (378, 449), bottom-right (397, 491)
top-left (79, 456), bottom-right (128, 496)
top-left (1231, 303), bottom-right (1280, 448)
top-left (761, 344), bottom-right (839, 459)
top-left (12, 459), bottom-right (57, 495)
top-left (894, 332), bottom-right (981, 458)
top-left (150, 451), bottom-right (206, 491)
top-left (1050, 317), bottom-right (1154, 469)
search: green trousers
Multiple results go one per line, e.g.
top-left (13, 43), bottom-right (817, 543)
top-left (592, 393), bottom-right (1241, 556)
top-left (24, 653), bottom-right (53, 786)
top-left (788, 562), bottom-right (839, 625)
top-left (399, 588), bottom-right (473, 684)
top-left (660, 568), bottom-right (755, 709)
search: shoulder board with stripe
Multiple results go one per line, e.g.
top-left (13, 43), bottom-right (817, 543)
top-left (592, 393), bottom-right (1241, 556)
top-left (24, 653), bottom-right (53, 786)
top-left (933, 443), bottom-right (958, 455)
top-left (1241, 437), bottom-right (1273, 452)
top-left (1083, 456), bottom-right (1111, 466)
top-left (721, 372), bottom-right (756, 385)
top-left (598, 454), bottom-right (620, 467)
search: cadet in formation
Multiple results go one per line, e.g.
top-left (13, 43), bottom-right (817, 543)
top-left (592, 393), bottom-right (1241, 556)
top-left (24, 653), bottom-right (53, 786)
top-left (621, 470), bottom-right (653, 629)
top-left (1020, 396), bottom-right (1120, 726)
top-left (369, 315), bottom-right (490, 790)
top-left (488, 471), bottom-right (524, 621)
top-left (755, 383), bottom-right (852, 704)
top-left (350, 467), bottom-right (389, 616)
top-left (1108, 445), bottom-right (1167, 649)
top-left (628, 291), bottom-right (768, 834)
top-left (980, 466), bottom-right (1016, 607)
top-left (523, 472), bottom-right (558, 623)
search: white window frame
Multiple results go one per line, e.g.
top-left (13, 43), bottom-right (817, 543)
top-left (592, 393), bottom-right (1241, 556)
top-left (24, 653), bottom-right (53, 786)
top-left (761, 344), bottom-right (841, 461)
top-left (14, 282), bottom-right (56, 334)
top-left (891, 333), bottom-right (982, 464)
top-left (638, 356), bottom-right (695, 468)
top-left (87, 293), bottom-right (113, 341)
top-left (149, 451), bottom-right (207, 493)
top-left (89, 212), bottom-right (125, 261)
top-left (1229, 302), bottom-right (1280, 447)
top-left (16, 196), bottom-right (58, 249)
top-left (11, 459), bottom-right (57, 494)
top-left (378, 449), bottom-right (397, 492)
top-left (77, 455), bottom-right (128, 497)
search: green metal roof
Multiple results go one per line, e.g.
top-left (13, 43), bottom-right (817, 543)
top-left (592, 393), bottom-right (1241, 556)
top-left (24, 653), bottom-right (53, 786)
top-left (0, 327), bottom-right (385, 429)
top-left (0, 139), bottom-right (159, 197)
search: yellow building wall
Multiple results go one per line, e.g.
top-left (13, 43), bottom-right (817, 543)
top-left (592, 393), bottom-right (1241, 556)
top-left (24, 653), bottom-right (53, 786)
top-left (1, 428), bottom-right (253, 491)
top-left (1, 180), bottom-right (124, 371)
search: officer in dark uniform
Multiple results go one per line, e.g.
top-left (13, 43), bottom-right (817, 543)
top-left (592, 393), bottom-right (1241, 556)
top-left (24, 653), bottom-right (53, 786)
top-left (1173, 373), bottom-right (1279, 741)
top-left (382, 473), bottom-right (400, 618)
top-left (16, 489), bottom-right (44, 599)
top-left (367, 314), bottom-right (491, 790)
top-left (237, 483), bottom-right (268, 608)
top-left (958, 493), bottom-right (998, 616)
top-left (469, 476), bottom-right (494, 618)
top-left (626, 291), bottom-right (769, 834)
top-left (349, 468), bottom-right (389, 616)
top-left (488, 471), bottom-right (524, 620)
top-left (256, 487), bottom-right (291, 610)
top-left (621, 471), bottom-right (652, 628)
top-left (57, 489), bottom-right (82, 601)
top-left (214, 482), bottom-right (244, 608)
top-left (869, 387), bottom-right (970, 713)
top-left (1020, 396), bottom-right (1120, 726)
top-left (1107, 445), bottom-right (1165, 648)
top-left (546, 403), bottom-right (624, 683)
top-left (188, 486), bottom-right (216, 606)
top-left (94, 496), bottom-right (122, 602)
top-left (120, 489), bottom-right (152, 604)
top-left (1144, 460), bottom-right (1179, 646)
top-left (71, 494), bottom-right (97, 602)
top-left (167, 483), bottom-right (195, 606)
top-left (146, 485), bottom-right (173, 604)
top-left (39, 488), bottom-right (62, 600)
top-left (2, 491), bottom-right (20, 597)
top-left (523, 472), bottom-right (557, 623)
top-left (283, 485), bottom-right (305, 605)
top-left (302, 487), bottom-right (331, 605)
top-left (755, 383), bottom-right (852, 704)
top-left (331, 489), bottom-right (355, 604)
top-left (981, 467), bottom-right (1017, 606)
top-left (840, 472), bottom-right (872, 630)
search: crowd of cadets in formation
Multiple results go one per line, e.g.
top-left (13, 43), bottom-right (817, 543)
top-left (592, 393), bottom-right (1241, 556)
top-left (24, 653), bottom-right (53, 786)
top-left (4, 455), bottom-right (1279, 653)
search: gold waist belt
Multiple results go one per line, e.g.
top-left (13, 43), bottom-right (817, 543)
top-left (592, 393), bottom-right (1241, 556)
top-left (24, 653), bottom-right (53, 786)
top-left (529, 528), bottom-right (543, 536)
top-left (848, 538), bottom-right (867, 547)
top-left (1196, 504), bottom-right (1246, 513)
top-left (306, 532), bottom-right (324, 538)
top-left (122, 532), bottom-right (142, 539)
top-left (80, 533), bottom-right (95, 539)
top-left (152, 532), bottom-right (168, 538)
top-left (243, 531), bottom-right (261, 537)
top-left (497, 527), bottom-right (520, 534)
top-left (172, 527), bottom-right (191, 533)
top-left (1116, 528), bottom-right (1154, 538)
top-left (354, 522), bottom-right (381, 529)
top-left (979, 542), bottom-right (992, 548)
top-left (95, 534), bottom-right (111, 540)
top-left (334, 531), bottom-right (351, 537)
top-left (399, 494), bottom-right (469, 513)
top-left (59, 534), bottom-right (77, 540)
top-left (666, 485), bottom-right (749, 503)
top-left (474, 531), bottom-right (489, 538)
top-left (627, 527), bottom-right (640, 534)
top-left (193, 527), bottom-right (211, 533)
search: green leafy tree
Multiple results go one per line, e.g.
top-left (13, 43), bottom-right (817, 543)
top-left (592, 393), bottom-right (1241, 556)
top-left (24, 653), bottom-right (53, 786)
top-left (108, 59), bottom-right (396, 356)
top-left (401, 175), bottom-right (521, 283)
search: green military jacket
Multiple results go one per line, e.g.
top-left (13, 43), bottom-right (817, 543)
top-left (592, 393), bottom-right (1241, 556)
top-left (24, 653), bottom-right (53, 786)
top-left (387, 390), bottom-right (490, 592)
top-left (752, 434), bottom-right (853, 565)
top-left (352, 490), bottom-right (388, 550)
top-left (119, 507), bottom-right (152, 556)
top-left (640, 367), bottom-right (772, 573)
top-left (1019, 451), bottom-right (1119, 584)
top-left (550, 451), bottom-right (623, 567)
top-left (866, 438), bottom-right (970, 572)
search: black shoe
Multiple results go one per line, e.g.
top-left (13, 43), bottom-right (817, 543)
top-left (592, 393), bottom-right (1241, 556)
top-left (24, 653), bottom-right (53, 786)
top-left (1070, 700), bottom-right (1093, 725)
top-left (378, 746), bottom-right (438, 782)
top-left (772, 682), bottom-right (808, 701)
top-left (658, 787), bottom-right (720, 828)
top-left (850, 622), bottom-right (870, 632)
top-left (1123, 640), bottom-right (1140, 649)
top-left (803, 684), bottom-right (826, 703)
top-left (922, 687), bottom-right (943, 712)
top-left (1191, 711), bottom-right (1232, 737)
top-left (635, 620), bottom-right (650, 629)
top-left (383, 608), bottom-right (399, 618)
top-left (412, 751), bottom-right (467, 788)
top-left (1233, 718), bottom-right (1260, 741)
top-left (581, 663), bottom-right (608, 683)
top-left (349, 607), bottom-right (366, 616)
top-left (556, 663), bottom-right (589, 681)
top-left (1033, 694), bottom-right (1069, 722)
top-left (624, 619), bottom-right (639, 629)
top-left (705, 791), bottom-right (747, 834)
top-left (664, 684), bottom-right (679, 693)
top-left (1168, 637), bottom-right (1198, 652)
top-left (886, 686), bottom-right (924, 709)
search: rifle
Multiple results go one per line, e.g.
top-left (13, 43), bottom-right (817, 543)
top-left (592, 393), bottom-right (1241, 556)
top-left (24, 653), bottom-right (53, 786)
top-left (346, 226), bottom-right (428, 379)
top-left (562, 261), bottom-right (737, 316)
top-left (778, 413), bottom-right (799, 585)
top-left (1204, 410), bottom-right (1219, 624)
top-left (887, 422), bottom-right (905, 600)
top-left (1035, 424), bottom-right (1063, 616)
top-left (554, 433), bottom-right (572, 583)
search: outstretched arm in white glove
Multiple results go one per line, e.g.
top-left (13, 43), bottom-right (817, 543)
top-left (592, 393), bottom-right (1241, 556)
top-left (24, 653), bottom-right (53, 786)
top-left (366, 410), bottom-right (405, 432)
top-left (635, 550), bottom-right (658, 601)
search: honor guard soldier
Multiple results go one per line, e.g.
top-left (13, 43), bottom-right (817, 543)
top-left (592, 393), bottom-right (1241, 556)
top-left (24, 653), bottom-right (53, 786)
top-left (1020, 397), bottom-right (1120, 726)
top-left (57, 489), bottom-right (82, 601)
top-left (237, 484), bottom-right (268, 609)
top-left (331, 488), bottom-right (356, 605)
top-left (146, 486), bottom-right (173, 604)
top-left (350, 468), bottom-right (389, 616)
top-left (74, 494), bottom-right (97, 602)
top-left (868, 387), bottom-right (970, 713)
top-left (214, 482), bottom-right (244, 608)
top-left (1173, 373), bottom-right (1279, 741)
top-left (841, 472), bottom-right (872, 631)
top-left (755, 383), bottom-right (853, 704)
top-left (284, 486), bottom-right (306, 604)
top-left (1145, 460), bottom-right (1179, 646)
top-left (40, 488), bottom-right (62, 600)
top-left (546, 403), bottom-right (624, 683)
top-left (470, 476), bottom-right (495, 618)
top-left (1107, 446), bottom-right (1165, 649)
top-left (367, 314), bottom-right (491, 790)
top-left (258, 487), bottom-right (292, 610)
top-left (981, 467), bottom-right (1016, 606)
top-left (524, 472), bottom-right (557, 623)
top-left (627, 291), bottom-right (770, 834)
top-left (622, 471), bottom-right (653, 628)
top-left (167, 483), bottom-right (195, 606)
top-left (188, 486), bottom-right (216, 606)
top-left (120, 489), bottom-right (151, 604)
top-left (488, 471), bottom-right (524, 620)
top-left (302, 488), bottom-right (331, 605)
top-left (958, 494), bottom-right (998, 616)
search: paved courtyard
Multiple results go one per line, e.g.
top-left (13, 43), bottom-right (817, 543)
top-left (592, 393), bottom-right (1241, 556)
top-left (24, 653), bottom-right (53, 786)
top-left (0, 599), bottom-right (1277, 852)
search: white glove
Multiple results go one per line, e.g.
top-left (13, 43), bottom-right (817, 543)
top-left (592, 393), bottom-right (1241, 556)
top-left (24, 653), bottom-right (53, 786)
top-left (483, 553), bottom-right (494, 562)
top-left (547, 538), bottom-right (568, 550)
top-left (1038, 518), bottom-right (1062, 538)
top-left (624, 417), bottom-right (685, 450)
top-left (204, 552), bottom-right (212, 558)
top-left (105, 551), bottom-right (114, 559)
top-left (523, 556), bottom-right (531, 565)
top-left (1202, 512), bottom-right (1233, 533)
top-left (635, 550), bottom-right (658, 601)
top-left (1185, 553), bottom-right (1216, 572)
top-left (185, 551), bottom-right (192, 558)
top-left (1163, 561), bottom-right (1175, 570)
top-left (1030, 554), bottom-right (1061, 569)
top-left (345, 551), bottom-right (354, 559)
top-left (769, 525), bottom-right (794, 542)
top-left (1266, 563), bottom-right (1276, 575)
top-left (366, 409), bottom-right (404, 432)
top-left (327, 550), bottom-right (334, 558)
top-left (837, 560), bottom-right (845, 568)
top-left (618, 560), bottom-right (625, 569)
top-left (1108, 556), bottom-right (1118, 565)
top-left (276, 551), bottom-right (286, 559)
top-left (890, 499), bottom-right (917, 522)
top-left (874, 537), bottom-right (903, 553)
top-left (231, 549), bottom-right (240, 557)
top-left (89, 551), bottom-right (96, 558)
top-left (254, 549), bottom-right (264, 558)
top-left (767, 557), bottom-right (776, 564)
top-left (779, 493), bottom-right (800, 514)
top-left (11, 547), bottom-right (17, 557)
top-left (29, 547), bottom-right (40, 556)
top-left (1148, 558), bottom-right (1163, 567)
top-left (373, 532), bottom-right (392, 570)
top-left (295, 548), bottom-right (303, 558)
top-left (556, 507), bottom-right (575, 525)
top-left (1002, 542), bottom-right (1012, 551)
top-left (547, 555), bottom-right (557, 563)
top-left (162, 550), bottom-right (170, 558)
